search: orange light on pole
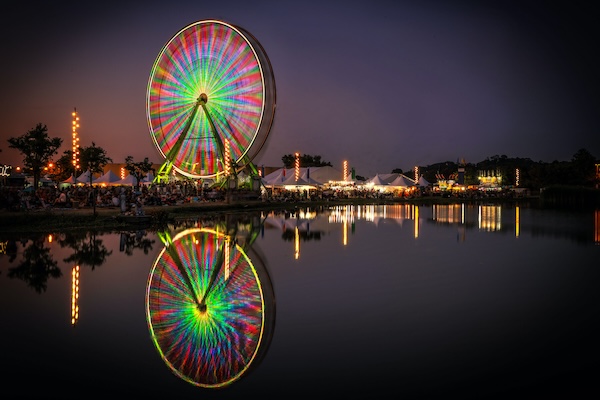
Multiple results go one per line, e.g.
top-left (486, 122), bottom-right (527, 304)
top-left (224, 138), bottom-right (231, 177)
top-left (515, 168), bottom-right (520, 187)
top-left (295, 152), bottom-right (300, 182)
top-left (72, 108), bottom-right (80, 171)
top-left (71, 265), bottom-right (80, 325)
top-left (414, 166), bottom-right (419, 182)
top-left (343, 160), bottom-right (348, 182)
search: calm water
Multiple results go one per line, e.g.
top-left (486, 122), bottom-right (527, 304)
top-left (1, 203), bottom-right (599, 398)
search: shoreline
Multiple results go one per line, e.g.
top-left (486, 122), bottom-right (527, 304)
top-left (0, 195), bottom-right (538, 235)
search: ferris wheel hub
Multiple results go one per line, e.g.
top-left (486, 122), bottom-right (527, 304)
top-left (198, 93), bottom-right (208, 104)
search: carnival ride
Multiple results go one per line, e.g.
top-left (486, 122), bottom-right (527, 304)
top-left (146, 19), bottom-right (276, 186)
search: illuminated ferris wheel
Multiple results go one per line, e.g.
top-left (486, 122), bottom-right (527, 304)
top-left (146, 19), bottom-right (276, 179)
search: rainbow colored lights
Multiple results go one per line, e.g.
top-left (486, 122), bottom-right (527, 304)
top-left (146, 228), bottom-right (267, 388)
top-left (146, 20), bottom-right (276, 179)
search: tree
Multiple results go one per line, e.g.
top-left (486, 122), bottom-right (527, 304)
top-left (571, 148), bottom-right (596, 186)
top-left (7, 123), bottom-right (62, 190)
top-left (79, 142), bottom-right (112, 216)
top-left (281, 154), bottom-right (332, 168)
top-left (54, 150), bottom-right (75, 182)
top-left (124, 156), bottom-right (155, 191)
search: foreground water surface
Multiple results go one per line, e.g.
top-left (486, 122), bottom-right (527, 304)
top-left (1, 202), bottom-right (599, 398)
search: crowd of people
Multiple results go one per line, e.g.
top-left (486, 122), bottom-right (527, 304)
top-left (0, 181), bottom-right (216, 213)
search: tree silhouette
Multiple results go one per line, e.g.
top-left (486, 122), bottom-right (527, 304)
top-left (281, 154), bottom-right (332, 168)
top-left (7, 236), bottom-right (62, 293)
top-left (7, 123), bottom-right (62, 190)
top-left (119, 230), bottom-right (155, 256)
top-left (63, 231), bottom-right (112, 270)
top-left (79, 142), bottom-right (112, 216)
top-left (124, 156), bottom-right (155, 192)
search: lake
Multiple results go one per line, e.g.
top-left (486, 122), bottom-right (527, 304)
top-left (1, 202), bottom-right (599, 398)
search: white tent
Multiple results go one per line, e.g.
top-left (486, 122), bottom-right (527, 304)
top-left (417, 176), bottom-right (431, 186)
top-left (61, 175), bottom-right (76, 184)
top-left (112, 174), bottom-right (138, 186)
top-left (388, 174), bottom-right (415, 188)
top-left (263, 166), bottom-right (344, 186)
top-left (306, 166), bottom-right (344, 184)
top-left (93, 170), bottom-right (120, 185)
top-left (76, 170), bottom-right (92, 183)
top-left (262, 168), bottom-right (291, 185)
top-left (367, 174), bottom-right (388, 186)
top-left (300, 170), bottom-right (323, 186)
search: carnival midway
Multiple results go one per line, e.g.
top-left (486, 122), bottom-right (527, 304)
top-left (0, 20), bottom-right (534, 214)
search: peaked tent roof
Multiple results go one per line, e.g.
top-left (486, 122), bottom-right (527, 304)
top-left (263, 166), bottom-right (345, 186)
top-left (76, 170), bottom-right (92, 183)
top-left (61, 175), bottom-right (76, 184)
top-left (388, 174), bottom-right (415, 188)
top-left (367, 174), bottom-right (388, 186)
top-left (278, 174), bottom-right (318, 188)
top-left (300, 171), bottom-right (323, 186)
top-left (93, 170), bottom-right (120, 184)
top-left (417, 176), bottom-right (431, 186)
top-left (112, 174), bottom-right (138, 186)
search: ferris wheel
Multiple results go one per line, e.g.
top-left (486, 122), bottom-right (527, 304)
top-left (146, 19), bottom-right (276, 179)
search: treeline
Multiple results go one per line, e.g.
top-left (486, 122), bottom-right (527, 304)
top-left (413, 148), bottom-right (598, 189)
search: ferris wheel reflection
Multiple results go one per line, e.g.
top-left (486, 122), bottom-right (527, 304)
top-left (145, 225), bottom-right (275, 389)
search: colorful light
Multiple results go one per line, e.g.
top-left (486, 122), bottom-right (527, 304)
top-left (146, 19), bottom-right (276, 179)
top-left (146, 228), bottom-right (268, 388)
top-left (294, 152), bottom-right (300, 182)
top-left (343, 160), bottom-right (348, 182)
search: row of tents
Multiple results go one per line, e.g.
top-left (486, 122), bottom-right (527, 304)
top-left (59, 166), bottom-right (432, 190)
top-left (61, 170), bottom-right (155, 186)
top-left (261, 166), bottom-right (431, 189)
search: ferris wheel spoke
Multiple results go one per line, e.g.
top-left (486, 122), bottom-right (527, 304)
top-left (165, 96), bottom-right (203, 162)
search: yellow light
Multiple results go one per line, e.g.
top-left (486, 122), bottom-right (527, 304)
top-left (71, 265), bottom-right (80, 326)
top-left (224, 237), bottom-right (230, 280)
top-left (295, 152), bottom-right (300, 182)
top-left (515, 206), bottom-right (520, 238)
top-left (413, 205), bottom-right (419, 238)
top-left (224, 138), bottom-right (231, 176)
top-left (294, 226), bottom-right (300, 259)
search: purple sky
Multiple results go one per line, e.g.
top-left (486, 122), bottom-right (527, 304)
top-left (1, 0), bottom-right (598, 178)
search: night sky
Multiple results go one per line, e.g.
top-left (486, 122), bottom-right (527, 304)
top-left (1, 0), bottom-right (598, 178)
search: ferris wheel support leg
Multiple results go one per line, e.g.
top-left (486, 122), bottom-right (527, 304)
top-left (155, 160), bottom-right (174, 183)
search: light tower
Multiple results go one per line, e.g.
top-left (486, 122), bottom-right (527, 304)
top-left (71, 108), bottom-right (80, 172)
top-left (294, 152), bottom-right (300, 182)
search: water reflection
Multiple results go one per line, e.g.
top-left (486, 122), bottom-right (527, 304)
top-left (6, 235), bottom-right (62, 293)
top-left (0, 203), bottom-right (599, 396)
top-left (146, 216), bottom-right (275, 389)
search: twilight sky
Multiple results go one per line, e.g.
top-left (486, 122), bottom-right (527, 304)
top-left (1, 0), bottom-right (598, 178)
